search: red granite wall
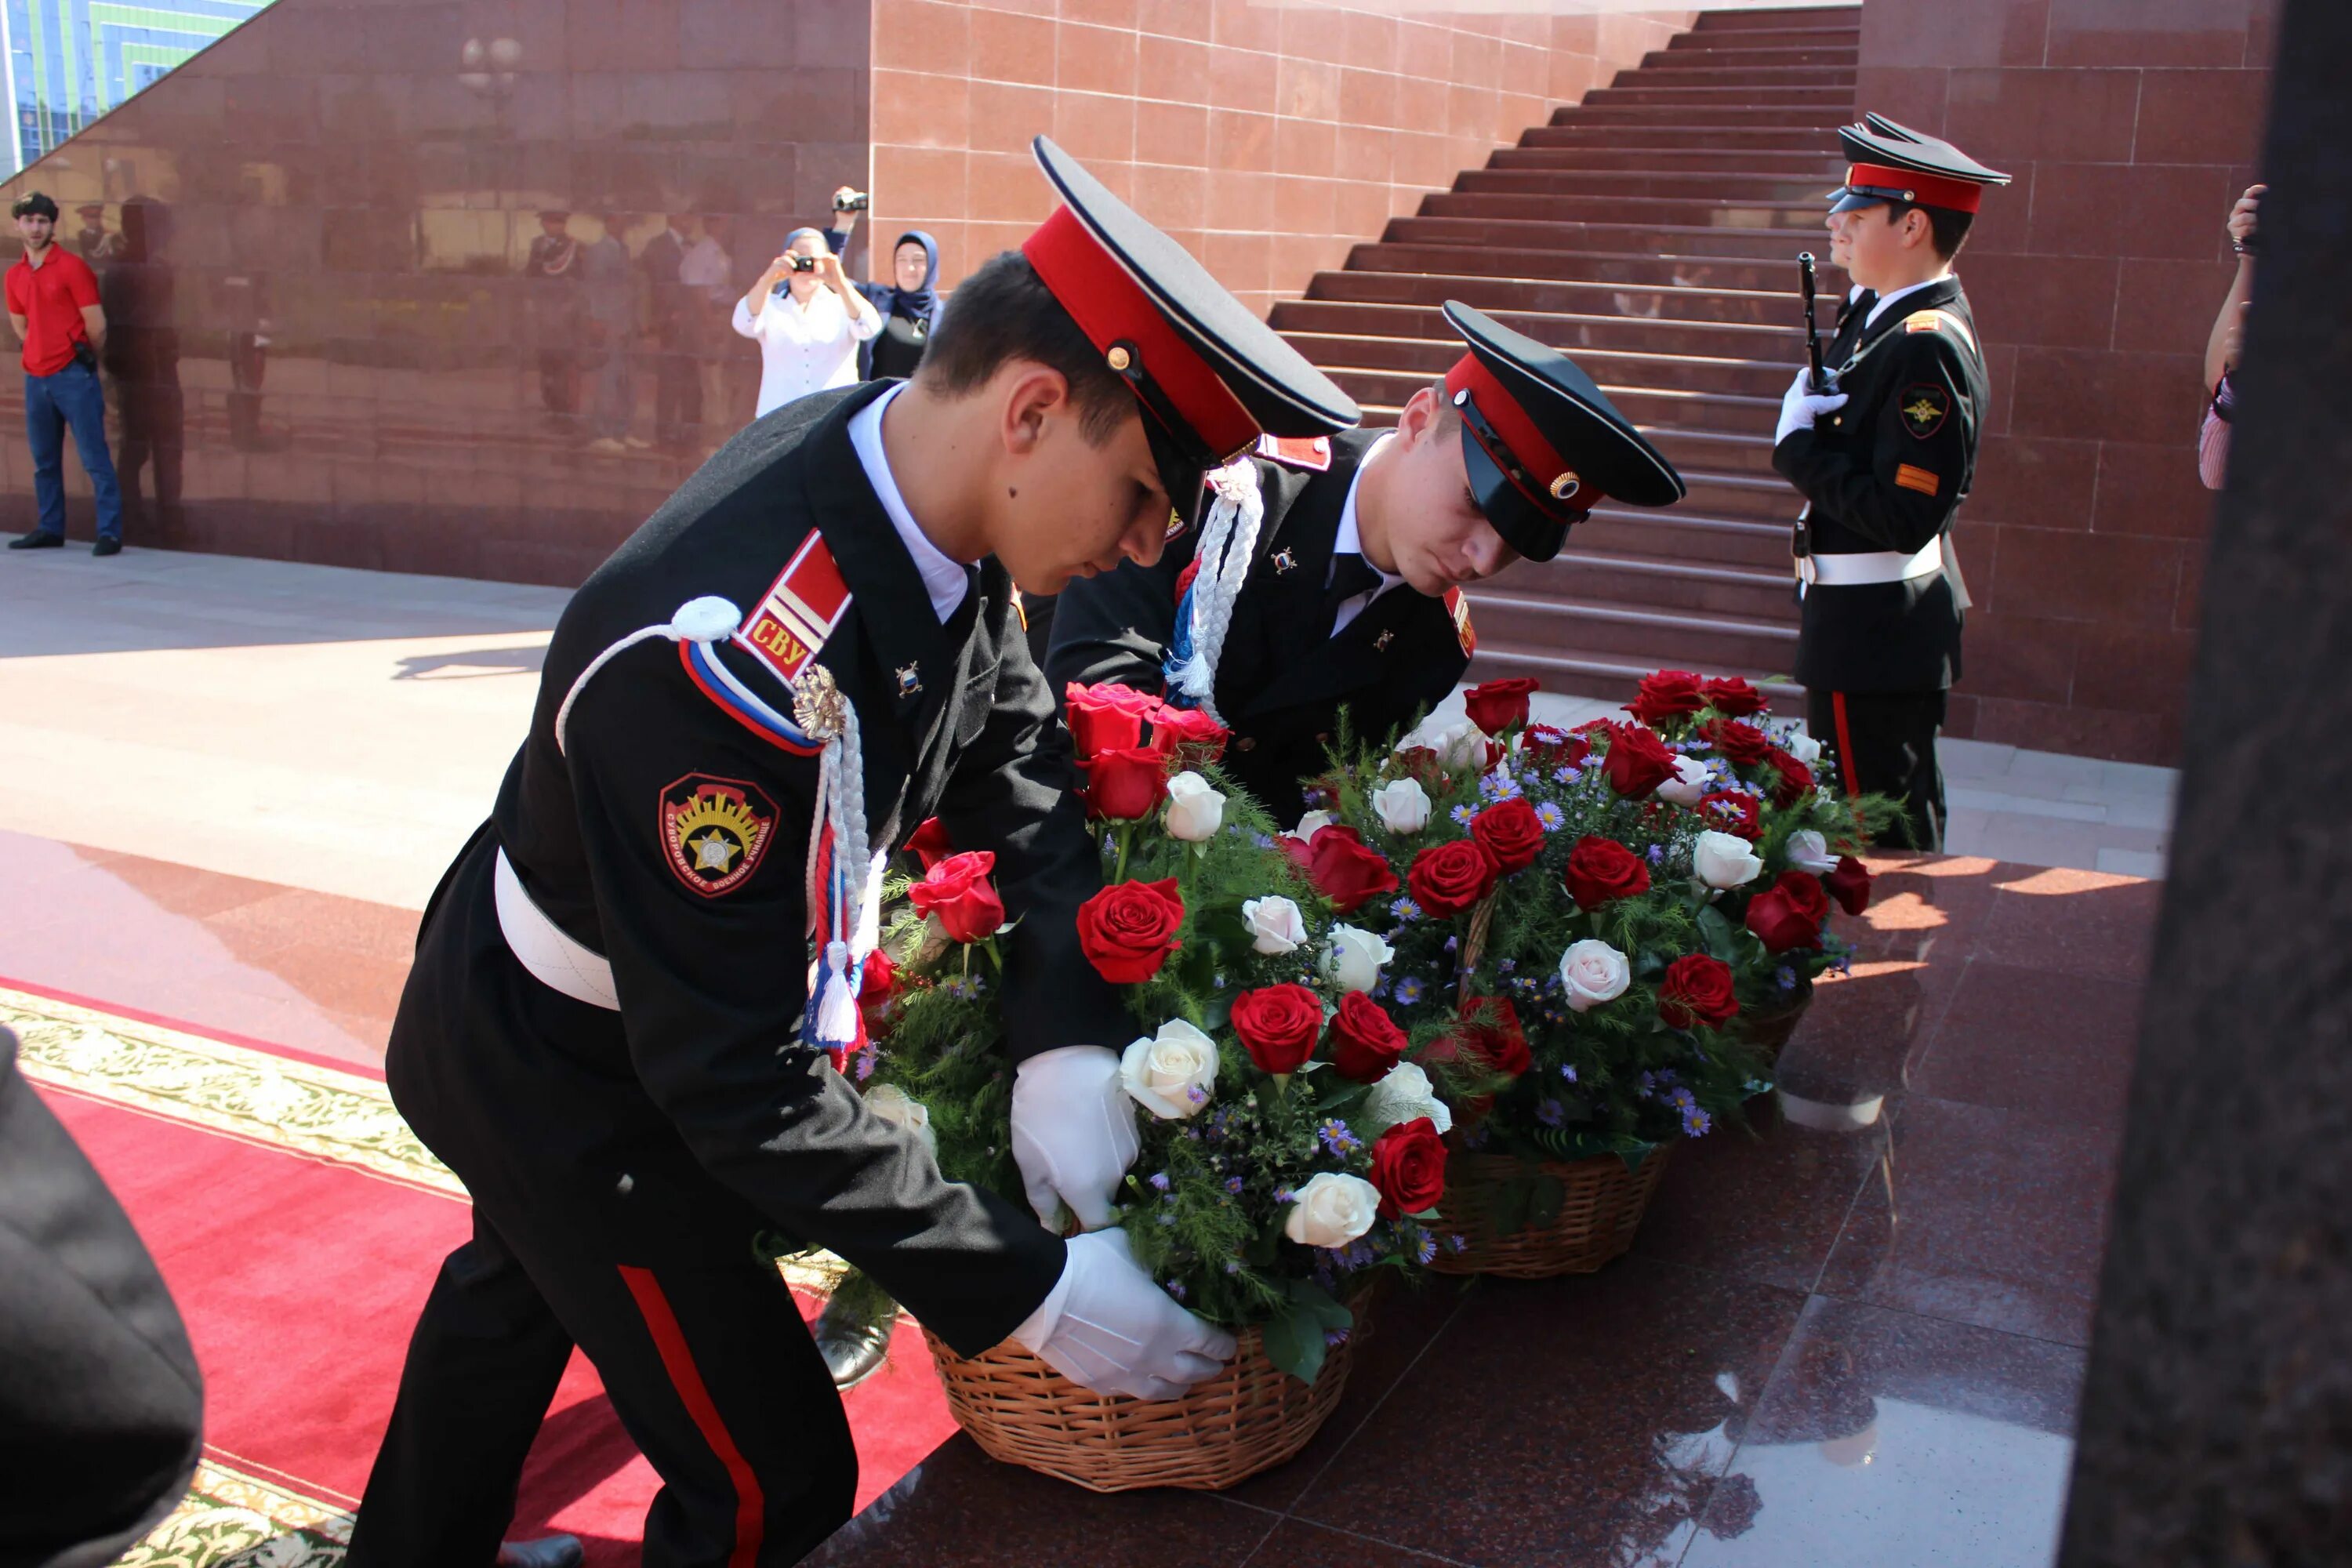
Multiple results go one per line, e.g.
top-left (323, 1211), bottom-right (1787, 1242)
top-left (1856, 0), bottom-right (2278, 763)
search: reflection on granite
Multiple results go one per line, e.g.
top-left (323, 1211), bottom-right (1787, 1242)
top-left (1685, 1298), bottom-right (2084, 1567)
top-left (1642, 1115), bottom-right (1893, 1295)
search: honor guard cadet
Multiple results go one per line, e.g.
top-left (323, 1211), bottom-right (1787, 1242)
top-left (1776, 114), bottom-right (2010, 851)
top-left (1047, 301), bottom-right (1685, 817)
top-left (346, 136), bottom-right (1356, 1568)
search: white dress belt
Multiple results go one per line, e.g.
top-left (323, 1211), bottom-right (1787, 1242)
top-left (1800, 537), bottom-right (1947, 587)
top-left (494, 848), bottom-right (620, 1010)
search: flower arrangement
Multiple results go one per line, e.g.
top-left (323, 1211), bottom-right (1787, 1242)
top-left (862, 682), bottom-right (1446, 1383)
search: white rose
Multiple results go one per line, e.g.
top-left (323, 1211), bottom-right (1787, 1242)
top-left (1162, 771), bottom-right (1226, 842)
top-left (1655, 753), bottom-right (1713, 807)
top-left (1782, 728), bottom-right (1824, 765)
top-left (1416, 717), bottom-right (1491, 771)
top-left (1370, 776), bottom-right (1432, 834)
top-left (1287, 808), bottom-right (1335, 842)
top-left (1241, 895), bottom-right (1307, 956)
top-left (1322, 924), bottom-right (1396, 994)
top-left (1692, 829), bottom-right (1765, 889)
top-left (1363, 1061), bottom-right (1453, 1137)
top-left (1784, 828), bottom-right (1838, 874)
top-left (1283, 1171), bottom-right (1381, 1249)
top-left (1120, 1019), bottom-right (1220, 1120)
top-left (862, 1083), bottom-right (937, 1156)
top-left (1558, 938), bottom-right (1631, 1013)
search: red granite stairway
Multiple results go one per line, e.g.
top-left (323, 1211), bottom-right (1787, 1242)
top-left (1268, 3), bottom-right (1862, 701)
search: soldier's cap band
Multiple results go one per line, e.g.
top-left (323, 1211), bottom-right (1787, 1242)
top-left (1022, 205), bottom-right (1261, 468)
top-left (1836, 162), bottom-right (1990, 213)
top-left (1443, 351), bottom-right (1599, 520)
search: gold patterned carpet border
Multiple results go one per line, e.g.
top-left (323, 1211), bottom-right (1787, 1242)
top-left (116, 1457), bottom-right (352, 1567)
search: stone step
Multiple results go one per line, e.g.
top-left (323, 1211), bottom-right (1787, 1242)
top-left (1419, 191), bottom-right (1829, 229)
top-left (1646, 42), bottom-right (1860, 68)
top-left (1573, 506), bottom-right (1793, 570)
top-left (1284, 330), bottom-right (1798, 397)
top-left (1524, 125), bottom-right (1842, 151)
top-left (1692, 5), bottom-right (1862, 31)
top-left (1378, 215), bottom-right (1833, 263)
top-left (1582, 84), bottom-right (1854, 109)
top-left (1269, 298), bottom-right (1808, 363)
top-left (1611, 64), bottom-right (1859, 90)
top-left (1549, 103), bottom-right (1851, 130)
top-left (1463, 587), bottom-right (1799, 671)
top-left (1341, 242), bottom-right (1846, 296)
top-left (1457, 167), bottom-right (1842, 203)
top-left (1490, 146), bottom-right (1845, 175)
top-left (1303, 268), bottom-right (1826, 329)
top-left (1524, 548), bottom-right (1797, 622)
top-left (1332, 368), bottom-right (1777, 434)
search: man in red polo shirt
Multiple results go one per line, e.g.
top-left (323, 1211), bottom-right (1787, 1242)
top-left (6, 191), bottom-right (122, 554)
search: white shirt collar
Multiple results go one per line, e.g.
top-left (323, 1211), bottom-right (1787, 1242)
top-left (848, 384), bottom-right (968, 624)
top-left (1864, 274), bottom-right (1950, 328)
top-left (1331, 432), bottom-right (1405, 593)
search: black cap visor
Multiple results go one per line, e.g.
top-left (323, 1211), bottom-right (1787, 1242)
top-left (1146, 416), bottom-right (1211, 537)
top-left (1457, 412), bottom-right (1577, 564)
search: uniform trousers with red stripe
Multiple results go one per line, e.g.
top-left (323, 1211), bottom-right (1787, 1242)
top-left (345, 1196), bottom-right (854, 1568)
top-left (1809, 688), bottom-right (1947, 853)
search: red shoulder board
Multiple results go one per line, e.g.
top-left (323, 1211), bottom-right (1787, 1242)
top-left (741, 532), bottom-right (852, 686)
top-left (1254, 434), bottom-right (1332, 472)
top-left (1444, 586), bottom-right (1477, 657)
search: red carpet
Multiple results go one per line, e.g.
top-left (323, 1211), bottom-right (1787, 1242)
top-left (20, 992), bottom-right (957, 1565)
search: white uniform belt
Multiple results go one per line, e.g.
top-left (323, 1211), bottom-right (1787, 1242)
top-left (1801, 538), bottom-right (1947, 587)
top-left (495, 848), bottom-right (620, 1010)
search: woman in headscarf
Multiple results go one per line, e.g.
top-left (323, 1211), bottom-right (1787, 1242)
top-left (730, 225), bottom-right (879, 419)
top-left (824, 187), bottom-right (941, 381)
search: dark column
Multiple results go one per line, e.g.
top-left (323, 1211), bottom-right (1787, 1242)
top-left (2056, 2), bottom-right (2352, 1562)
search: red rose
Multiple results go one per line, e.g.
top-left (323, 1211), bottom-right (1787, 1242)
top-left (1471, 797), bottom-right (1546, 875)
top-left (1657, 954), bottom-right (1739, 1029)
top-left (1521, 724), bottom-right (1592, 771)
top-left (1230, 983), bottom-right (1323, 1075)
top-left (1697, 789), bottom-right (1762, 841)
top-left (1460, 995), bottom-right (1530, 1076)
top-left (1600, 721), bottom-right (1679, 798)
top-left (1629, 669), bottom-right (1707, 727)
top-left (1561, 834), bottom-right (1650, 909)
top-left (1825, 855), bottom-right (1874, 916)
top-left (1145, 702), bottom-right (1229, 766)
top-left (1328, 991), bottom-right (1407, 1083)
top-left (1701, 676), bottom-right (1767, 717)
top-left (1462, 676), bottom-right (1540, 735)
top-left (1368, 1116), bottom-right (1447, 1219)
top-left (1064, 681), bottom-right (1157, 758)
top-left (1299, 825), bottom-right (1400, 914)
top-left (903, 816), bottom-right (955, 873)
top-left (909, 851), bottom-right (1005, 945)
top-left (1076, 877), bottom-right (1185, 983)
top-left (1744, 877), bottom-right (1824, 954)
top-left (1407, 839), bottom-right (1501, 918)
top-left (1390, 746), bottom-right (1448, 786)
top-left (1082, 745), bottom-right (1170, 821)
top-left (1777, 869), bottom-right (1831, 926)
top-left (1700, 717), bottom-right (1773, 768)
top-left (858, 946), bottom-right (898, 1006)
top-left (1763, 748), bottom-right (1813, 808)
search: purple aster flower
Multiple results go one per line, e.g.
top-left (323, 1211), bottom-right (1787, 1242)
top-left (1669, 1087), bottom-right (1696, 1112)
top-left (1323, 1328), bottom-right (1352, 1348)
top-left (1251, 832), bottom-right (1276, 850)
top-left (1447, 1233), bottom-right (1469, 1254)
top-left (1224, 1176), bottom-right (1244, 1196)
top-left (1395, 976), bottom-right (1425, 1007)
top-left (1149, 1171), bottom-right (1171, 1192)
top-left (1498, 957), bottom-right (1516, 972)
top-left (1319, 1118), bottom-right (1363, 1156)
top-left (1535, 800), bottom-right (1566, 832)
top-left (1537, 1098), bottom-right (1566, 1128)
top-left (1166, 1280), bottom-right (1187, 1300)
top-left (1225, 1259), bottom-right (1241, 1274)
top-left (1777, 965), bottom-right (1798, 991)
top-left (1682, 1105), bottom-right (1713, 1138)
top-left (1450, 803), bottom-right (1477, 828)
top-left (1647, 844), bottom-right (1666, 865)
top-left (1391, 896), bottom-right (1425, 923)
top-left (1415, 1232), bottom-right (1439, 1265)
top-left (1559, 1063), bottom-right (1579, 1083)
top-left (1274, 1184), bottom-right (1298, 1204)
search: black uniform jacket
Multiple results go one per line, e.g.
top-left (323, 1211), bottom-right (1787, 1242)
top-left (1773, 274), bottom-right (1986, 694)
top-left (390, 383), bottom-right (1125, 1359)
top-left (1044, 430), bottom-right (1468, 819)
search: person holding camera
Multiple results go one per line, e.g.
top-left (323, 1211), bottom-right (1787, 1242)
top-left (2200, 183), bottom-right (2262, 491)
top-left (6, 191), bottom-right (124, 554)
top-left (824, 187), bottom-right (941, 383)
top-left (731, 227), bottom-right (879, 419)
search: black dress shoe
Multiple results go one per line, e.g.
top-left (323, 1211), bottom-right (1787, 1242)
top-left (6, 532), bottom-right (62, 550)
top-left (495, 1536), bottom-right (583, 1568)
top-left (92, 535), bottom-right (121, 556)
top-left (815, 1298), bottom-right (899, 1391)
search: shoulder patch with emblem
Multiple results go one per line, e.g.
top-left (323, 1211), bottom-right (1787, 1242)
top-left (1443, 586), bottom-right (1477, 657)
top-left (1254, 434), bottom-right (1333, 473)
top-left (1900, 384), bottom-right (1950, 440)
top-left (741, 532), bottom-right (851, 687)
top-left (659, 774), bottom-right (777, 897)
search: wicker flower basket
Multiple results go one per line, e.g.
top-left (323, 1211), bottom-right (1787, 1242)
top-left (1427, 1146), bottom-right (1673, 1279)
top-left (922, 1307), bottom-right (1367, 1493)
top-left (1738, 980), bottom-right (1816, 1071)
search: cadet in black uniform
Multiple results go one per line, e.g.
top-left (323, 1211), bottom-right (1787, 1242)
top-left (1775, 114), bottom-right (2010, 851)
top-left (1047, 303), bottom-right (1685, 818)
top-left (344, 138), bottom-right (1356, 1568)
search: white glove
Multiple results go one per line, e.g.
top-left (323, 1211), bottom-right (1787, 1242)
top-left (1011, 1044), bottom-right (1140, 1231)
top-left (1011, 1229), bottom-right (1237, 1400)
top-left (1777, 365), bottom-right (1849, 446)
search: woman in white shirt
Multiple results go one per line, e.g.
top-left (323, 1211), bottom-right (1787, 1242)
top-left (731, 227), bottom-right (880, 419)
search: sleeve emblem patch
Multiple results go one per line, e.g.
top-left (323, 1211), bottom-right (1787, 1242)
top-left (659, 774), bottom-right (778, 897)
top-left (1900, 384), bottom-right (1951, 439)
top-left (1894, 463), bottom-right (1942, 498)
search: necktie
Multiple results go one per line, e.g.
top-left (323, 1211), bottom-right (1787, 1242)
top-left (1323, 553), bottom-right (1382, 637)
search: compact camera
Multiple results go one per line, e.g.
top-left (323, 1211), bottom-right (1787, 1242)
top-left (789, 254), bottom-right (817, 273)
top-left (835, 191), bottom-right (870, 213)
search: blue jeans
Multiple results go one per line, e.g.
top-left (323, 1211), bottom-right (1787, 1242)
top-left (25, 359), bottom-right (122, 540)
